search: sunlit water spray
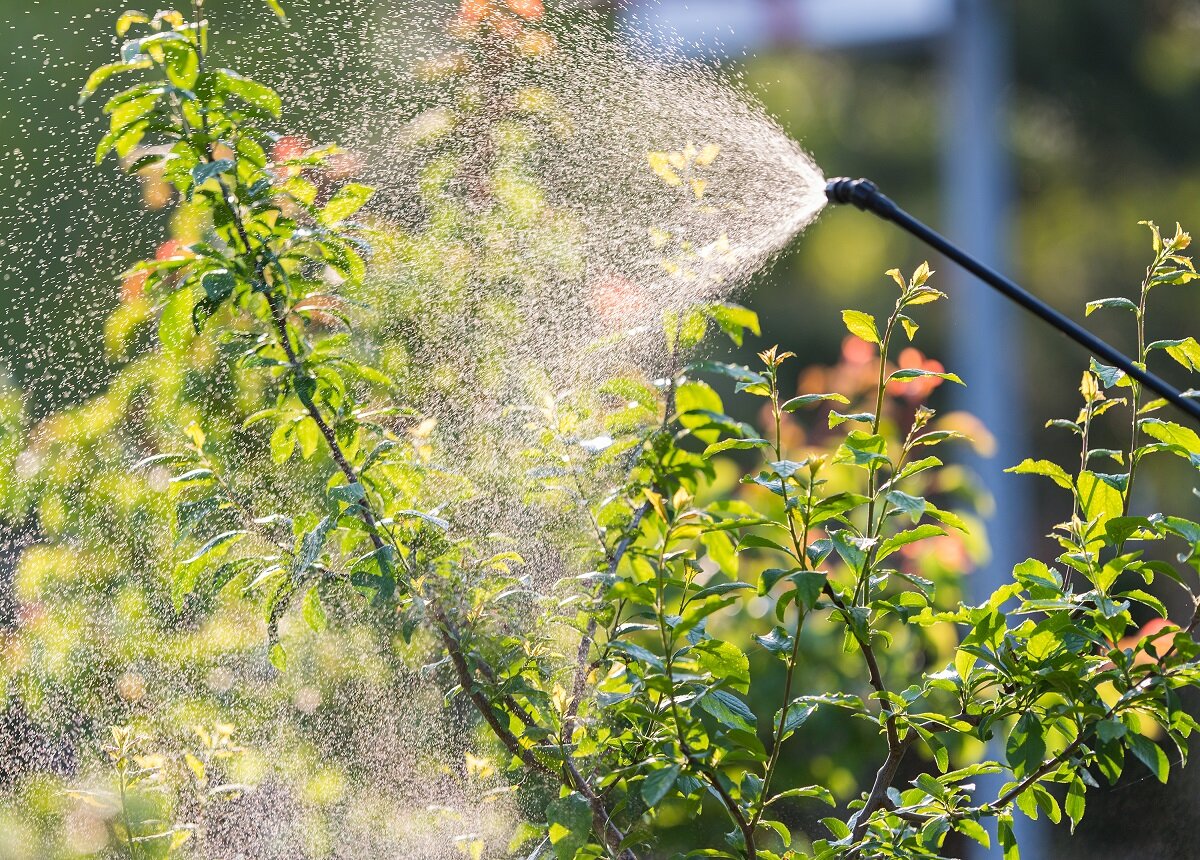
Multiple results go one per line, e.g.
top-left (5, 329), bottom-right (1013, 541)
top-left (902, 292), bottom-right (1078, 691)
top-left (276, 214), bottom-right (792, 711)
top-left (0, 2), bottom-right (826, 856)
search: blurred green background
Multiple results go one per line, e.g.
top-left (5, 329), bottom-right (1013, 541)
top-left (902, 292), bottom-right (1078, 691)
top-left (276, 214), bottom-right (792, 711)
top-left (3, 0), bottom-right (1200, 857)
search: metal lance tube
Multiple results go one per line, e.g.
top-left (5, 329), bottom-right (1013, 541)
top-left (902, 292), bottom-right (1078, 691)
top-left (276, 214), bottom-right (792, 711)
top-left (826, 176), bottom-right (1200, 425)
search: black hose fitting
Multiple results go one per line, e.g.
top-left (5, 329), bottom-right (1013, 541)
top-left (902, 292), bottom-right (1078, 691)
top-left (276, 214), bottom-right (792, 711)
top-left (825, 177), bottom-right (899, 220)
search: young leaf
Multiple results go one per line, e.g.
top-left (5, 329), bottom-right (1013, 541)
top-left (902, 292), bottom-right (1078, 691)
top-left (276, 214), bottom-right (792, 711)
top-left (320, 183), bottom-right (375, 226)
top-left (301, 585), bottom-right (327, 632)
top-left (1065, 777), bottom-right (1086, 833)
top-left (1148, 337), bottom-right (1200, 372)
top-left (888, 368), bottom-right (964, 386)
top-left (1006, 458), bottom-right (1073, 491)
top-left (215, 69), bottom-right (282, 117)
top-left (782, 392), bottom-right (850, 411)
top-left (703, 438), bottom-right (770, 458)
top-left (876, 524), bottom-right (945, 561)
top-left (841, 310), bottom-right (880, 345)
top-left (159, 286), bottom-right (199, 352)
top-left (1085, 297), bottom-right (1139, 316)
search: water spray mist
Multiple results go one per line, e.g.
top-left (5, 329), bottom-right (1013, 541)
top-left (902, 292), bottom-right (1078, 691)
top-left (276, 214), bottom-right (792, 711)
top-left (826, 177), bottom-right (1200, 425)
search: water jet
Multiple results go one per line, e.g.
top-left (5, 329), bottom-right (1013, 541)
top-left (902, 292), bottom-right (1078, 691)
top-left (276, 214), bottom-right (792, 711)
top-left (826, 176), bottom-right (1200, 425)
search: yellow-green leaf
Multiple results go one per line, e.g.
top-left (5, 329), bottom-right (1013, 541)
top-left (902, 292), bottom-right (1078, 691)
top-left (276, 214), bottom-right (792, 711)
top-left (841, 309), bottom-right (880, 345)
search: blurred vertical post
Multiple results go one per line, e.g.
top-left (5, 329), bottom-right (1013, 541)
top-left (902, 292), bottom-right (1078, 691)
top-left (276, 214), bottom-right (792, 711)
top-left (942, 1), bottom-right (1043, 856)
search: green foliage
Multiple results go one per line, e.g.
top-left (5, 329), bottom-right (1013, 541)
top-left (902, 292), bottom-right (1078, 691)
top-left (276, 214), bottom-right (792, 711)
top-left (19, 3), bottom-right (1200, 859)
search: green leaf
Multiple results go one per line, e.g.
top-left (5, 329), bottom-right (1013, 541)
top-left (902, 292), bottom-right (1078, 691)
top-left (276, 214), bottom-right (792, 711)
top-left (159, 286), bottom-right (199, 352)
top-left (694, 639), bottom-right (750, 693)
top-left (161, 38), bottom-right (199, 89)
top-left (755, 626), bottom-right (794, 654)
top-left (215, 68), bottom-right (282, 117)
top-left (821, 818), bottom-right (850, 840)
top-left (782, 393), bottom-right (850, 411)
top-left (192, 159), bottom-right (234, 187)
top-left (1121, 588), bottom-right (1168, 618)
top-left (1065, 777), bottom-right (1086, 833)
top-left (828, 411), bottom-right (875, 429)
top-left (1077, 470), bottom-right (1124, 525)
top-left (330, 482), bottom-right (367, 505)
top-left (115, 12), bottom-right (151, 36)
top-left (546, 793), bottom-right (592, 860)
top-left (1006, 458), bottom-right (1073, 490)
top-left (778, 700), bottom-right (817, 740)
top-left (705, 304), bottom-right (760, 346)
top-left (395, 509), bottom-right (450, 531)
top-left (1032, 783), bottom-right (1061, 824)
top-left (693, 581), bottom-right (754, 601)
top-left (737, 534), bottom-right (794, 556)
top-left (269, 642), bottom-right (287, 671)
top-left (295, 417), bottom-right (320, 459)
top-left (688, 360), bottom-right (766, 386)
top-left (301, 585), bottom-right (327, 633)
top-left (1085, 296), bottom-right (1139, 316)
top-left (954, 818), bottom-right (990, 849)
top-left (291, 515), bottom-right (335, 579)
top-left (808, 493), bottom-right (869, 527)
top-left (703, 438), bottom-right (770, 458)
top-left (876, 525), bottom-right (945, 561)
top-left (1148, 337), bottom-right (1200, 372)
top-left (841, 309), bottom-right (880, 345)
top-left (699, 689), bottom-right (756, 733)
top-left (830, 530), bottom-right (871, 574)
top-left (320, 183), bottom-right (375, 226)
top-left (1012, 558), bottom-right (1062, 596)
top-left (997, 817), bottom-right (1020, 860)
top-left (192, 270), bottom-right (236, 331)
top-left (80, 61), bottom-right (153, 104)
top-left (769, 785), bottom-right (835, 809)
top-left (1090, 358), bottom-right (1128, 388)
top-left (888, 368), bottom-right (964, 386)
top-left (1005, 711), bottom-right (1046, 778)
top-left (1127, 733), bottom-right (1170, 783)
top-left (834, 431), bottom-right (888, 469)
top-left (642, 764), bottom-right (681, 806)
top-left (1141, 417), bottom-right (1200, 456)
top-left (789, 570), bottom-right (827, 612)
top-left (174, 530), bottom-right (248, 609)
top-left (1095, 719), bottom-right (1126, 744)
top-left (270, 422), bottom-right (295, 464)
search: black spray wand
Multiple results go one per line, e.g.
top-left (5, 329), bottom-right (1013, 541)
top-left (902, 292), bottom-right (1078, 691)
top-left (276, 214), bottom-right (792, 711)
top-left (825, 177), bottom-right (1200, 425)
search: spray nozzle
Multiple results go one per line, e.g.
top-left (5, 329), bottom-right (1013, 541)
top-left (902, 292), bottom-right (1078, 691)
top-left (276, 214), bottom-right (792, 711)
top-left (825, 177), bottom-right (898, 219)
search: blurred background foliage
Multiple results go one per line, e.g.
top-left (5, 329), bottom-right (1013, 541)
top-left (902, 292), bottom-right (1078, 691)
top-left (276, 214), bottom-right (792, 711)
top-left (2, 0), bottom-right (1200, 857)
